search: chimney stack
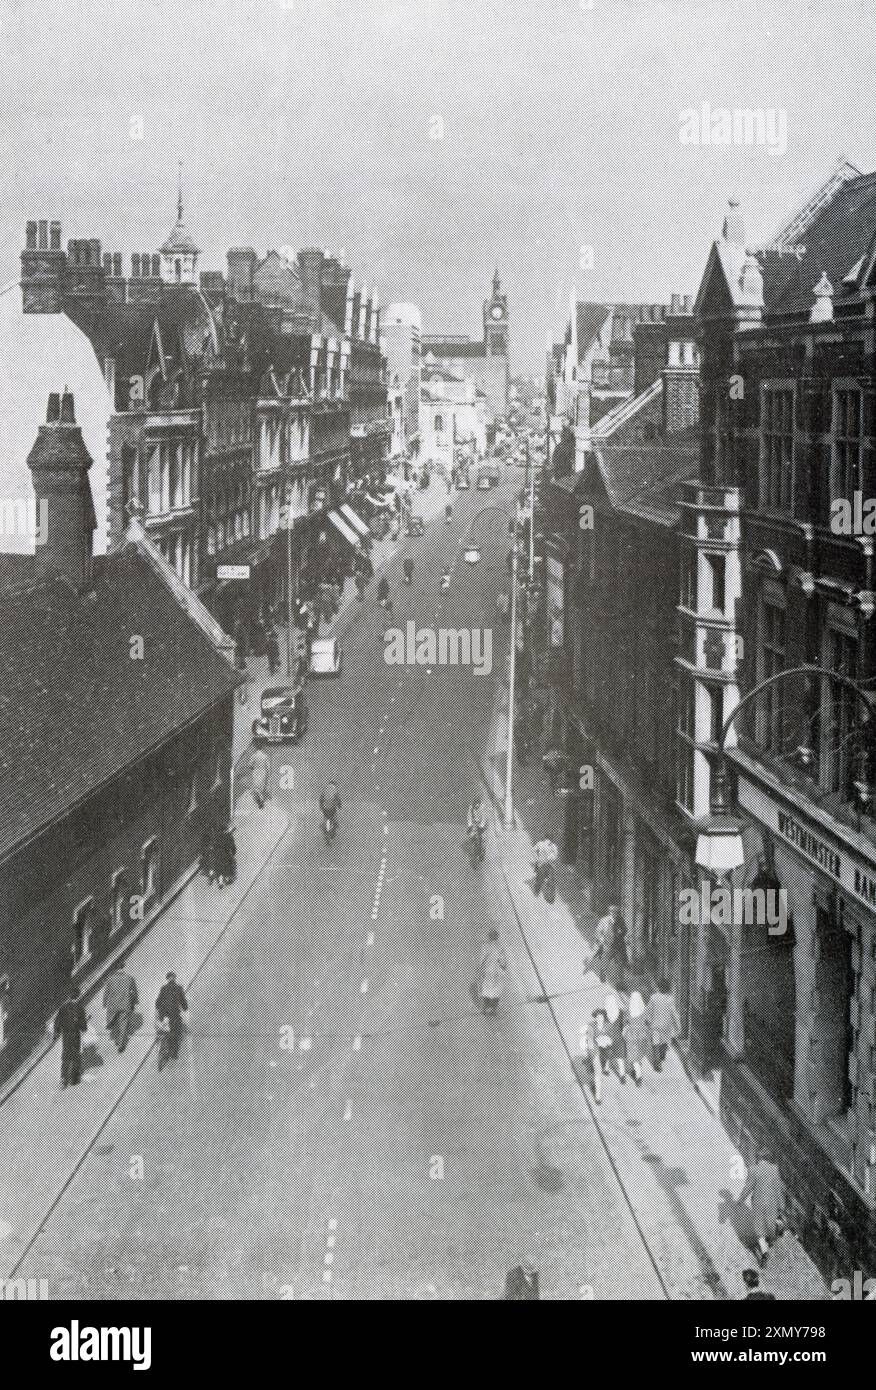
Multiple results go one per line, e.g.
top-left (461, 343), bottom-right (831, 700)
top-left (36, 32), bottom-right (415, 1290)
top-left (21, 217), bottom-right (67, 313)
top-left (227, 247), bottom-right (257, 302)
top-left (26, 391), bottom-right (96, 590)
top-left (297, 248), bottom-right (325, 320)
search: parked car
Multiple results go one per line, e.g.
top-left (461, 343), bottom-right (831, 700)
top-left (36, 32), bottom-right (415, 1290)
top-left (477, 463), bottom-right (500, 489)
top-left (309, 636), bottom-right (343, 676)
top-left (253, 684), bottom-right (308, 744)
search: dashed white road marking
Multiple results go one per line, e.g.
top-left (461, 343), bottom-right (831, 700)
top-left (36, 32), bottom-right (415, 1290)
top-left (360, 979), bottom-right (369, 994)
top-left (366, 931), bottom-right (374, 946)
top-left (352, 1035), bottom-right (362, 1051)
top-left (343, 1103), bottom-right (352, 1122)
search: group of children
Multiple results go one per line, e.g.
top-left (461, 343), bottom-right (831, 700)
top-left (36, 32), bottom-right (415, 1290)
top-left (581, 979), bottom-right (681, 1103)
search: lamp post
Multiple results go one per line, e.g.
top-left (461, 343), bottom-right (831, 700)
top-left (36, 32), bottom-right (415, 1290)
top-left (463, 501), bottom-right (520, 828)
top-left (696, 663), bottom-right (876, 873)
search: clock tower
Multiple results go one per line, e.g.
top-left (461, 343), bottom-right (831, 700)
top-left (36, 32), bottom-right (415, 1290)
top-left (484, 269), bottom-right (508, 358)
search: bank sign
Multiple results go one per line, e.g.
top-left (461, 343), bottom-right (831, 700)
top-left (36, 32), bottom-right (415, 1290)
top-left (738, 775), bottom-right (876, 913)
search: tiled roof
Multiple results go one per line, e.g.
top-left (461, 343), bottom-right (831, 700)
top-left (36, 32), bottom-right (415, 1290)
top-left (159, 219), bottom-right (200, 257)
top-left (761, 169), bottom-right (876, 316)
top-left (592, 443), bottom-right (699, 523)
top-left (0, 542), bottom-right (239, 863)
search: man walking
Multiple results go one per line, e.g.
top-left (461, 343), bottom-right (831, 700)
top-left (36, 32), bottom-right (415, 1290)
top-left (593, 906), bottom-right (618, 983)
top-left (644, 977), bottom-right (681, 1072)
top-left (103, 958), bottom-right (138, 1054)
top-left (155, 972), bottom-right (188, 1070)
top-left (54, 985), bottom-right (88, 1088)
top-left (737, 1148), bottom-right (785, 1268)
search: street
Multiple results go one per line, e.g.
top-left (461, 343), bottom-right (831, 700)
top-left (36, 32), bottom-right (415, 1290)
top-left (10, 478), bottom-right (664, 1300)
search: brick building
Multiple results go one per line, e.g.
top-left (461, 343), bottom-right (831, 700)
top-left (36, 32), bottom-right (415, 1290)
top-left (689, 160), bottom-right (876, 1276)
top-left (0, 393), bottom-right (239, 1083)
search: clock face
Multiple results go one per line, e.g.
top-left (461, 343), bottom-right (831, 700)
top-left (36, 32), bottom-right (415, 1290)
top-left (490, 305), bottom-right (504, 320)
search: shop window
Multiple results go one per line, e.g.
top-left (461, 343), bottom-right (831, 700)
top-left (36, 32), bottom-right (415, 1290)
top-left (111, 870), bottom-right (128, 935)
top-left (72, 897), bottom-right (95, 970)
top-left (141, 839), bottom-right (159, 904)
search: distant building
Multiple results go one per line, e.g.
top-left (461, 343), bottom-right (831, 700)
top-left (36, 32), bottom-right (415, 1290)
top-left (420, 359), bottom-right (486, 470)
top-left (0, 392), bottom-right (239, 1083)
top-left (382, 303), bottom-right (421, 457)
top-left (422, 271), bottom-right (509, 424)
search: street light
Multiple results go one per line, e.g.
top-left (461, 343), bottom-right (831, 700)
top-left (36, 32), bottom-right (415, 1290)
top-left (463, 502), bottom-right (520, 829)
top-left (697, 663), bottom-right (876, 872)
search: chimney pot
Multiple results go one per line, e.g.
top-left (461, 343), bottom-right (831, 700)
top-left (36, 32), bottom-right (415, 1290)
top-left (670, 293), bottom-right (681, 314)
top-left (47, 392), bottom-right (61, 423)
top-left (38, 220), bottom-right (48, 250)
top-left (60, 390), bottom-right (76, 425)
top-left (26, 221), bottom-right (37, 249)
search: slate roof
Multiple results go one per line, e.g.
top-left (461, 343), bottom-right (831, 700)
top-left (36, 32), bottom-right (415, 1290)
top-left (159, 218), bottom-right (200, 257)
top-left (0, 542), bottom-right (240, 863)
top-left (760, 169), bottom-right (876, 316)
top-left (591, 443), bottom-right (699, 525)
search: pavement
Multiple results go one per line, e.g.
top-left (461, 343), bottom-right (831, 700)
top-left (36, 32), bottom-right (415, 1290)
top-left (477, 643), bottom-right (828, 1301)
top-left (0, 468), bottom-right (829, 1300)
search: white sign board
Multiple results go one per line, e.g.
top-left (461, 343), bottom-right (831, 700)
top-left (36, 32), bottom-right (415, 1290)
top-left (217, 564), bottom-right (250, 581)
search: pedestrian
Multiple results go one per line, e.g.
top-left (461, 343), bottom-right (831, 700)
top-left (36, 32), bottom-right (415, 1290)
top-left (592, 906), bottom-right (617, 983)
top-left (54, 985), bottom-right (88, 1088)
top-left (504, 1261), bottom-right (539, 1300)
top-left (644, 977), bottom-right (681, 1072)
top-left (199, 816), bottom-right (216, 883)
top-left (103, 958), bottom-right (138, 1054)
top-left (737, 1148), bottom-right (785, 1268)
top-left (250, 745), bottom-right (270, 809)
top-left (330, 580), bottom-right (341, 613)
top-left (496, 589), bottom-right (510, 623)
top-left (477, 929), bottom-right (507, 1016)
top-left (580, 1018), bottom-right (603, 1104)
top-left (214, 823), bottom-right (237, 887)
top-left (590, 1007), bottom-right (613, 1095)
top-left (265, 625), bottom-right (280, 675)
top-left (623, 990), bottom-right (649, 1086)
top-left (741, 1268), bottom-right (776, 1299)
top-left (609, 911), bottom-right (629, 988)
top-left (604, 991), bottom-right (627, 1084)
top-left (155, 971), bottom-right (188, 1070)
top-left (532, 835), bottom-right (558, 895)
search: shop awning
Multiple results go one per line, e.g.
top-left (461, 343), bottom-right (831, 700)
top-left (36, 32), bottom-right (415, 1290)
top-left (327, 510), bottom-right (362, 546)
top-left (339, 503), bottom-right (371, 539)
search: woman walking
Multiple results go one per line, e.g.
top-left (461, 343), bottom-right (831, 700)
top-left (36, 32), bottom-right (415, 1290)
top-left (604, 992), bottom-right (627, 1084)
top-left (477, 929), bottom-right (507, 1016)
top-left (623, 990), bottom-right (649, 1086)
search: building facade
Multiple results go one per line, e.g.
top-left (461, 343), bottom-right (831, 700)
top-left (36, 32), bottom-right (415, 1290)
top-left (422, 271), bottom-right (509, 425)
top-left (0, 393), bottom-right (239, 1083)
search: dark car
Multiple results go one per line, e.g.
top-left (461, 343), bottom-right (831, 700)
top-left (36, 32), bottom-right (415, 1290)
top-left (253, 684), bottom-right (308, 744)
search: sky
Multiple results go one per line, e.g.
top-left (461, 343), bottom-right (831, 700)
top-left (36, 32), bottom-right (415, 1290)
top-left (1, 0), bottom-right (875, 373)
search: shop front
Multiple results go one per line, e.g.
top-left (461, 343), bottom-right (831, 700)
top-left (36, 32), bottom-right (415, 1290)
top-left (713, 753), bottom-right (876, 1275)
